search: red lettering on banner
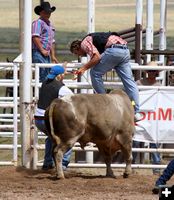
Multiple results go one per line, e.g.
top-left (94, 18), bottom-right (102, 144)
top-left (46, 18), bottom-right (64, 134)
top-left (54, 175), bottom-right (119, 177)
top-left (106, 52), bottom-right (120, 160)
top-left (148, 111), bottom-right (156, 120)
top-left (140, 112), bottom-right (146, 120)
top-left (158, 108), bottom-right (172, 120)
top-left (140, 108), bottom-right (172, 121)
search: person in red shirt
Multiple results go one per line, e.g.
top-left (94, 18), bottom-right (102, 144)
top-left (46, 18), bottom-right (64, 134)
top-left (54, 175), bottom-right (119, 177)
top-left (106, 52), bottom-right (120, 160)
top-left (70, 32), bottom-right (141, 121)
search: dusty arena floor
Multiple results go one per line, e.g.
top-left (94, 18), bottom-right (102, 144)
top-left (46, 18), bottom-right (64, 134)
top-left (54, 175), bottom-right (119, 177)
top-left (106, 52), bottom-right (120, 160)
top-left (0, 166), bottom-right (173, 200)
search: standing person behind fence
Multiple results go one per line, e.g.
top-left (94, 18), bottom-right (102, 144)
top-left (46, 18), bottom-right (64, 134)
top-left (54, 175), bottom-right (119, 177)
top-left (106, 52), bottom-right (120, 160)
top-left (34, 65), bottom-right (73, 170)
top-left (32, 2), bottom-right (58, 82)
top-left (70, 32), bottom-right (141, 122)
top-left (166, 55), bottom-right (174, 86)
top-left (134, 61), bottom-right (161, 175)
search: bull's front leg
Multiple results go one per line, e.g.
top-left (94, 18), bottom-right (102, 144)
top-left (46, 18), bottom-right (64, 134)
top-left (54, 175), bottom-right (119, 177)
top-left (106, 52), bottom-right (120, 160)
top-left (53, 145), bottom-right (64, 179)
top-left (98, 146), bottom-right (115, 178)
top-left (106, 162), bottom-right (115, 178)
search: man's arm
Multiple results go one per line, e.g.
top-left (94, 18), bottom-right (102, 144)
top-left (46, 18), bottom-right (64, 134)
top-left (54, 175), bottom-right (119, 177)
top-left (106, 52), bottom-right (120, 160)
top-left (50, 43), bottom-right (58, 63)
top-left (76, 52), bottom-right (101, 75)
top-left (58, 85), bottom-right (74, 98)
top-left (32, 36), bottom-right (49, 57)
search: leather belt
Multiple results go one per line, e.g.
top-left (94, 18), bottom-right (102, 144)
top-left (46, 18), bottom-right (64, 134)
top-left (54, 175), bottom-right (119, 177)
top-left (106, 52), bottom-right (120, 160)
top-left (34, 116), bottom-right (45, 120)
top-left (110, 44), bottom-right (128, 49)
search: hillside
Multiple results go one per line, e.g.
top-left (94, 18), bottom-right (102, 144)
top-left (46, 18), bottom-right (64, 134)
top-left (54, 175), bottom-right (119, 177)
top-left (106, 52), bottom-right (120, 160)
top-left (0, 0), bottom-right (173, 61)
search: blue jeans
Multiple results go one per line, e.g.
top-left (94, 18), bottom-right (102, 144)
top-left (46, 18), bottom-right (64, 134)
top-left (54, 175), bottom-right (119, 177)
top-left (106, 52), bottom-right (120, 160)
top-left (32, 50), bottom-right (51, 82)
top-left (156, 159), bottom-right (174, 186)
top-left (132, 141), bottom-right (161, 173)
top-left (35, 119), bottom-right (72, 167)
top-left (90, 46), bottom-right (139, 112)
top-left (150, 143), bottom-right (161, 165)
top-left (132, 141), bottom-right (143, 164)
top-left (150, 143), bottom-right (161, 174)
top-left (44, 137), bottom-right (72, 167)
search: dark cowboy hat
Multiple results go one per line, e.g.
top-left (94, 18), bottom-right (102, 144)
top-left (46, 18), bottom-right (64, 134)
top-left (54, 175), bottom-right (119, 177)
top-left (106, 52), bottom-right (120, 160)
top-left (34, 2), bottom-right (56, 15)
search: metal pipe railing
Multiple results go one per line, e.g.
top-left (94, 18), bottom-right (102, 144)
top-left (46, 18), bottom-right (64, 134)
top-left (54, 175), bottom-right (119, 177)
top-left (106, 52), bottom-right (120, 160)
top-left (1, 62), bottom-right (174, 170)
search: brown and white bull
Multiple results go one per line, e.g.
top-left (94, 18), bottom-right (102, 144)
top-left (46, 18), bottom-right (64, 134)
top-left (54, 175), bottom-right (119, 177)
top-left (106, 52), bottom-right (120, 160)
top-left (45, 89), bottom-right (135, 179)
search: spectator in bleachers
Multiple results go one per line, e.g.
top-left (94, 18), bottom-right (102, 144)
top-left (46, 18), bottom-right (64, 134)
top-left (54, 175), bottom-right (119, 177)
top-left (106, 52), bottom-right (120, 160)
top-left (166, 55), bottom-right (174, 86)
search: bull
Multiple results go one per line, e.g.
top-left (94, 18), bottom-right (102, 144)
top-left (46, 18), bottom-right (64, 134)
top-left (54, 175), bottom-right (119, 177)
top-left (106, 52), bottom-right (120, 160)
top-left (45, 89), bottom-right (135, 179)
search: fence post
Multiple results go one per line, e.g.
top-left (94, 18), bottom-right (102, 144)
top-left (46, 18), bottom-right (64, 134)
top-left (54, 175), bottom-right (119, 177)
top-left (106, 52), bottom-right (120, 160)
top-left (13, 63), bottom-right (18, 166)
top-left (134, 0), bottom-right (143, 80)
top-left (146, 0), bottom-right (154, 63)
top-left (159, 0), bottom-right (167, 86)
top-left (32, 64), bottom-right (40, 169)
top-left (20, 0), bottom-right (32, 168)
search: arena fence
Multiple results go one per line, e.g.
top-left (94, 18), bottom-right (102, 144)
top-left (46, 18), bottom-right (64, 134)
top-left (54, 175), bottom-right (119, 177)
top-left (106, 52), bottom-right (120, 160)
top-left (1, 61), bottom-right (174, 170)
top-left (0, 62), bottom-right (18, 166)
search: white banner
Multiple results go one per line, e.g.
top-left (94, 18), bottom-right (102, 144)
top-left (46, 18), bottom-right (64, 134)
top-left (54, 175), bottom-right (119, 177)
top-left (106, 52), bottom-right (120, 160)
top-left (134, 89), bottom-right (174, 143)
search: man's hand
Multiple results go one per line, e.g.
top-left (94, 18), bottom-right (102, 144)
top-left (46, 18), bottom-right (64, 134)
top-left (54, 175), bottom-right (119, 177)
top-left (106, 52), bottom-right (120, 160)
top-left (40, 49), bottom-right (49, 57)
top-left (71, 70), bottom-right (80, 80)
top-left (71, 67), bottom-right (87, 80)
top-left (74, 66), bottom-right (87, 75)
top-left (51, 56), bottom-right (58, 63)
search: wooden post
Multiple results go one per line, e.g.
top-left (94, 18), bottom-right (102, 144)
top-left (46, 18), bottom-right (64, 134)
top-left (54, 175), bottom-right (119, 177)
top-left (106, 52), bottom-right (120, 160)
top-left (134, 0), bottom-right (143, 80)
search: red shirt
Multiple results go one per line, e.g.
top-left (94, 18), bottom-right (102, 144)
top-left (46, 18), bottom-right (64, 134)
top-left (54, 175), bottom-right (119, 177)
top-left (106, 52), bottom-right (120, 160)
top-left (81, 35), bottom-right (127, 58)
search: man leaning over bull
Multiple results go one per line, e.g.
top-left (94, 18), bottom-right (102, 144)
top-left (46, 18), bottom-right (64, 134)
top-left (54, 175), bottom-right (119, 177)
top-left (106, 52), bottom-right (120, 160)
top-left (70, 32), bottom-right (142, 122)
top-left (34, 65), bottom-right (73, 170)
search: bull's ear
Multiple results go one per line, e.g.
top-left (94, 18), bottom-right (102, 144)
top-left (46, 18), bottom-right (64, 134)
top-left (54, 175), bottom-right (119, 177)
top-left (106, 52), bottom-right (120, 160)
top-left (109, 89), bottom-right (126, 96)
top-left (109, 89), bottom-right (114, 94)
top-left (109, 89), bottom-right (118, 94)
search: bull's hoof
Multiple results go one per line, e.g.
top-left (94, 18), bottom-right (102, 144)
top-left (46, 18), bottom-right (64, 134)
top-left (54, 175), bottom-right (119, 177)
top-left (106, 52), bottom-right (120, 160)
top-left (123, 173), bottom-right (129, 178)
top-left (55, 174), bottom-right (65, 180)
top-left (106, 174), bottom-right (116, 178)
top-left (55, 176), bottom-right (65, 180)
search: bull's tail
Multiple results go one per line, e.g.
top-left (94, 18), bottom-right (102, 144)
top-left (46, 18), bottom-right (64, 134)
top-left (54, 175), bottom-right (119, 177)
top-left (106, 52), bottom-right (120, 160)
top-left (49, 102), bottom-right (61, 145)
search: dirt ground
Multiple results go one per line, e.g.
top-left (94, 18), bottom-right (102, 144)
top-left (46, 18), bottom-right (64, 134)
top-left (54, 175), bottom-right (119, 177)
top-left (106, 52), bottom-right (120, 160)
top-left (1, 166), bottom-right (172, 200)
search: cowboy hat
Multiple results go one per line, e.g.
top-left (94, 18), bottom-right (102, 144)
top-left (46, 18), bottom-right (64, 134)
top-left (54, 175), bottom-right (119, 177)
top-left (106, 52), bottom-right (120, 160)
top-left (145, 61), bottom-right (159, 75)
top-left (34, 2), bottom-right (56, 15)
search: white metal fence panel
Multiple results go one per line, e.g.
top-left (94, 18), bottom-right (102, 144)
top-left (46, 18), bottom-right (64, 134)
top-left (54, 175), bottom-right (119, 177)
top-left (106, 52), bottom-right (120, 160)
top-left (0, 63), bottom-right (18, 166)
top-left (1, 61), bottom-right (174, 171)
